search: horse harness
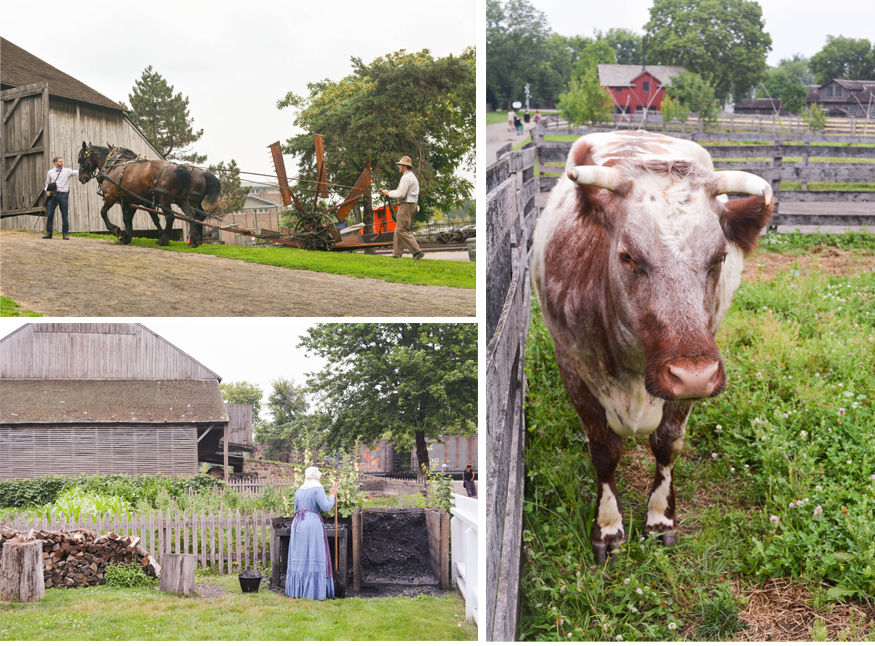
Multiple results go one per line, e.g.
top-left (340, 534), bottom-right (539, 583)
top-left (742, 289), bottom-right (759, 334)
top-left (92, 145), bottom-right (191, 209)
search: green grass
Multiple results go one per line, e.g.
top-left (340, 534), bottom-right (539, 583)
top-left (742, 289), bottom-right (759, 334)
top-left (0, 573), bottom-right (476, 640)
top-left (0, 296), bottom-right (42, 317)
top-left (520, 235), bottom-right (875, 640)
top-left (71, 234), bottom-right (475, 290)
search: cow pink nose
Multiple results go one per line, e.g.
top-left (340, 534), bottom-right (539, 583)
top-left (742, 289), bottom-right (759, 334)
top-left (666, 361), bottom-right (721, 398)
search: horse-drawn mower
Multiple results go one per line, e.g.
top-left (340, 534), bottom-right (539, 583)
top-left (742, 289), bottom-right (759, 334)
top-left (77, 135), bottom-right (397, 252)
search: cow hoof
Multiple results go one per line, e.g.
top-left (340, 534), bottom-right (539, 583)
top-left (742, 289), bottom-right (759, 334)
top-left (592, 538), bottom-right (625, 564)
top-left (647, 528), bottom-right (678, 547)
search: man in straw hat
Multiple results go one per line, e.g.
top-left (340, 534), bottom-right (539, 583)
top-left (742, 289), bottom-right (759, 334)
top-left (379, 156), bottom-right (424, 260)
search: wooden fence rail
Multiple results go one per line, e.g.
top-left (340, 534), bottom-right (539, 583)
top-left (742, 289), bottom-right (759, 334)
top-left (486, 147), bottom-right (536, 641)
top-left (534, 127), bottom-right (875, 229)
top-left (1, 508), bottom-right (277, 574)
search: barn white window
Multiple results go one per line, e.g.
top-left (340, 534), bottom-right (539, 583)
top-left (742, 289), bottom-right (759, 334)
top-left (836, 87), bottom-right (843, 98)
top-left (825, 87), bottom-right (833, 98)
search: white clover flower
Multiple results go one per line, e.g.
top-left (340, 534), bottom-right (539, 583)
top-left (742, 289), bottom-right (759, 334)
top-left (804, 498), bottom-right (809, 502)
top-left (716, 424), bottom-right (723, 430)
top-left (712, 453), bottom-right (718, 459)
top-left (624, 578), bottom-right (631, 585)
top-left (815, 485), bottom-right (822, 490)
top-left (800, 430), bottom-right (808, 439)
top-left (789, 502), bottom-right (795, 508)
top-left (783, 413), bottom-right (789, 418)
top-left (668, 622), bottom-right (677, 630)
top-left (770, 515), bottom-right (780, 525)
top-left (636, 588), bottom-right (643, 595)
top-left (730, 467), bottom-right (735, 473)
top-left (814, 505), bottom-right (823, 516)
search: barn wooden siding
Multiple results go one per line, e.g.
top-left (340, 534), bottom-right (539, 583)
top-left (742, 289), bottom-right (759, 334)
top-left (0, 425), bottom-right (198, 479)
top-left (1, 83), bottom-right (49, 218)
top-left (226, 404), bottom-right (253, 446)
top-left (1, 87), bottom-right (168, 234)
top-left (0, 323), bottom-right (220, 380)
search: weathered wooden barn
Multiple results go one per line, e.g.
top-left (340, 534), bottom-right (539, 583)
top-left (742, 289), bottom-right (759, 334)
top-left (0, 37), bottom-right (172, 236)
top-left (0, 323), bottom-right (252, 480)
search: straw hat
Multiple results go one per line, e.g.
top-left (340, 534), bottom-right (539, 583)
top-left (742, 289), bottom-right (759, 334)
top-left (396, 156), bottom-right (413, 167)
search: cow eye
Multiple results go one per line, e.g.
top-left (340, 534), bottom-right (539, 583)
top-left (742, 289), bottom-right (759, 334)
top-left (709, 253), bottom-right (727, 271)
top-left (620, 252), bottom-right (640, 272)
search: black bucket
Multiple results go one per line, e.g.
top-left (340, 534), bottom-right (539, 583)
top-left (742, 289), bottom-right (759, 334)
top-left (239, 568), bottom-right (263, 593)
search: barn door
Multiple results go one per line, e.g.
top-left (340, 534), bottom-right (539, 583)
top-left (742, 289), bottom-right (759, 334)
top-left (1, 81), bottom-right (49, 223)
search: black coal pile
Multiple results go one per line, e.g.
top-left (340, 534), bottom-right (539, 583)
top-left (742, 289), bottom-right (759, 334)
top-left (362, 510), bottom-right (435, 585)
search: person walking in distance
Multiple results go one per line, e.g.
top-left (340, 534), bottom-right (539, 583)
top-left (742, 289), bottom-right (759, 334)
top-left (379, 156), bottom-right (424, 260)
top-left (43, 155), bottom-right (79, 239)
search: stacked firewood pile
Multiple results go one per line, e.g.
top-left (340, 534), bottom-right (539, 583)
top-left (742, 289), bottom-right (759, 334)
top-left (0, 525), bottom-right (161, 589)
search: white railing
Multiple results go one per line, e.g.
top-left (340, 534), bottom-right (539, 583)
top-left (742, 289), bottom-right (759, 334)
top-left (450, 493), bottom-right (479, 625)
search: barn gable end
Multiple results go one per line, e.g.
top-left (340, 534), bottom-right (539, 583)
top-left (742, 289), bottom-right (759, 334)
top-left (1, 37), bottom-right (172, 235)
top-left (0, 323), bottom-right (230, 480)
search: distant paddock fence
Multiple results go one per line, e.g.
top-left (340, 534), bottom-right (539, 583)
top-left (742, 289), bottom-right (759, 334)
top-left (1, 507), bottom-right (277, 575)
top-left (534, 127), bottom-right (875, 229)
top-left (224, 478), bottom-right (297, 496)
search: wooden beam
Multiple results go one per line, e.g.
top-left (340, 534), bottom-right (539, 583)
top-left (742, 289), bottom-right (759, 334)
top-left (197, 424), bottom-right (215, 444)
top-left (2, 96), bottom-right (21, 124)
top-left (224, 428), bottom-right (228, 482)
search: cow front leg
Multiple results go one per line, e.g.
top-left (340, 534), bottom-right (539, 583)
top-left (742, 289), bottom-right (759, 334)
top-left (555, 346), bottom-right (624, 563)
top-left (645, 403), bottom-right (693, 546)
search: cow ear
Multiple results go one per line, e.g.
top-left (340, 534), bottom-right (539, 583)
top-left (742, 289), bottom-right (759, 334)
top-left (720, 196), bottom-right (774, 254)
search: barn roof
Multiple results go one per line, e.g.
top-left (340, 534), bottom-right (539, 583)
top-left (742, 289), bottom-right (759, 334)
top-left (0, 37), bottom-right (125, 111)
top-left (0, 379), bottom-right (228, 424)
top-left (597, 65), bottom-right (687, 87)
top-left (734, 98), bottom-right (781, 110)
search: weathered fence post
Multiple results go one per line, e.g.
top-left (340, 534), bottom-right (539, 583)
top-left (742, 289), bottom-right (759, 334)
top-left (352, 508), bottom-right (362, 593)
top-left (1, 538), bottom-right (45, 603)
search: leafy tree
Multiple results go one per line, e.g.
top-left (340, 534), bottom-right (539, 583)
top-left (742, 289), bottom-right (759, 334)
top-left (757, 67), bottom-right (807, 113)
top-left (801, 103), bottom-right (828, 132)
top-left (809, 36), bottom-right (875, 84)
top-left (207, 160), bottom-right (248, 216)
top-left (486, 0), bottom-right (552, 111)
top-left (776, 54), bottom-right (815, 86)
top-left (122, 66), bottom-right (206, 163)
top-left (605, 28), bottom-right (643, 66)
top-left (558, 66), bottom-right (615, 126)
top-left (221, 381), bottom-right (265, 437)
top-left (571, 39), bottom-right (616, 81)
top-left (257, 379), bottom-right (322, 461)
top-left (666, 71), bottom-right (720, 127)
top-left (299, 324), bottom-right (477, 482)
top-left (644, 0), bottom-right (772, 103)
top-left (660, 94), bottom-right (690, 125)
top-left (277, 48), bottom-right (474, 223)
top-left (531, 34), bottom-right (576, 108)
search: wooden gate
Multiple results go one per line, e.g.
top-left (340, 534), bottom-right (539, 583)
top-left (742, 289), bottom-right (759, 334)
top-left (1, 82), bottom-right (49, 225)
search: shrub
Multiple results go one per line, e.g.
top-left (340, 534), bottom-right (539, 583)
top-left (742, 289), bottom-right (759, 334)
top-left (104, 562), bottom-right (154, 588)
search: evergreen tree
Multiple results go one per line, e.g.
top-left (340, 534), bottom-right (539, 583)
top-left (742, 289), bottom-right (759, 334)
top-left (207, 160), bottom-right (248, 216)
top-left (123, 66), bottom-right (206, 163)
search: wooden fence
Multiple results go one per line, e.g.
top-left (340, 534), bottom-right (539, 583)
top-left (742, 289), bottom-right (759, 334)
top-left (485, 146), bottom-right (536, 641)
top-left (533, 127), bottom-right (875, 229)
top-left (1, 508), bottom-right (276, 574)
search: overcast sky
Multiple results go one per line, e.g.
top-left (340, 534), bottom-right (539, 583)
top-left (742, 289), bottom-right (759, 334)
top-left (0, 319), bottom-right (329, 418)
top-left (2, 0), bottom-right (475, 181)
top-left (531, 0), bottom-right (875, 68)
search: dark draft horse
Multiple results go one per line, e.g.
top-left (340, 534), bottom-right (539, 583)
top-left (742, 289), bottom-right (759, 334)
top-left (77, 142), bottom-right (220, 247)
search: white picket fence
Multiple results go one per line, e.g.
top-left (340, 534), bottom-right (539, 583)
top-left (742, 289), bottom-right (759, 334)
top-left (224, 478), bottom-right (297, 496)
top-left (451, 493), bottom-right (479, 625)
top-left (1, 507), bottom-right (277, 574)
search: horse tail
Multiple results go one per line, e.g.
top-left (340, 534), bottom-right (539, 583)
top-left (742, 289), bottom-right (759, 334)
top-left (204, 171), bottom-right (221, 206)
top-left (175, 163), bottom-right (192, 198)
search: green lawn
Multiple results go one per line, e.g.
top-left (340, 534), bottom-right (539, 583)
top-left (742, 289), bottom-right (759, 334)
top-left (72, 234), bottom-right (475, 290)
top-left (0, 573), bottom-right (476, 641)
top-left (0, 296), bottom-right (42, 317)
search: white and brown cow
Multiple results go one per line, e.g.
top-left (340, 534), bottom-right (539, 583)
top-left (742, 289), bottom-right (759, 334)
top-left (531, 130), bottom-right (773, 563)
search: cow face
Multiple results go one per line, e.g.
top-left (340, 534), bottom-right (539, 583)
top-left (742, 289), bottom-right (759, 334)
top-left (571, 159), bottom-right (772, 401)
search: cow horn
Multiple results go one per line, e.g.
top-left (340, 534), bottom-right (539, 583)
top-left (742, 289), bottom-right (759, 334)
top-left (568, 166), bottom-right (623, 193)
top-left (712, 171), bottom-right (772, 206)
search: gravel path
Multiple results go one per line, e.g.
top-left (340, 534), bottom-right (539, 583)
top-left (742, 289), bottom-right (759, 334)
top-left (0, 231), bottom-right (475, 317)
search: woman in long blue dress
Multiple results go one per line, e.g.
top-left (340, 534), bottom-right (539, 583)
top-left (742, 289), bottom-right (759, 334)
top-left (285, 466), bottom-right (339, 600)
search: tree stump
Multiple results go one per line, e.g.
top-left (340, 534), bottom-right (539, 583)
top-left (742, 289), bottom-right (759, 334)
top-left (1, 539), bottom-right (45, 603)
top-left (159, 554), bottom-right (197, 596)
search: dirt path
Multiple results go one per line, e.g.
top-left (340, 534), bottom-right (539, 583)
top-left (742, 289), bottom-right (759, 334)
top-left (0, 231), bottom-right (475, 317)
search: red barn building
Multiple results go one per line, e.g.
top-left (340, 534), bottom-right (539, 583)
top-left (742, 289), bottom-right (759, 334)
top-left (597, 64), bottom-right (687, 115)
